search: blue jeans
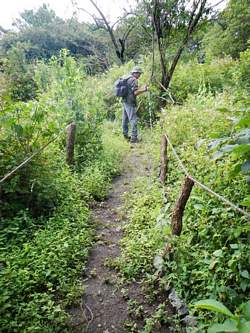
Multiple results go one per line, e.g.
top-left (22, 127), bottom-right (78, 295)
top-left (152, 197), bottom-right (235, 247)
top-left (122, 103), bottom-right (137, 140)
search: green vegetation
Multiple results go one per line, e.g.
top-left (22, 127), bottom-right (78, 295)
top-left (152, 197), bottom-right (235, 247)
top-left (194, 299), bottom-right (250, 333)
top-left (0, 0), bottom-right (249, 332)
top-left (117, 56), bottom-right (250, 330)
top-left (0, 50), bottom-right (128, 332)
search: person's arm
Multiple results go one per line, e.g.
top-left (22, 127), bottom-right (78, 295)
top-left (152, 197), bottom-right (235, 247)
top-left (134, 85), bottom-right (148, 96)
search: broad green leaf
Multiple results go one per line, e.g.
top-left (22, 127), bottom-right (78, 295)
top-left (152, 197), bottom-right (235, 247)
top-left (236, 135), bottom-right (250, 145)
top-left (238, 321), bottom-right (250, 333)
top-left (212, 151), bottom-right (224, 160)
top-left (230, 163), bottom-right (242, 177)
top-left (213, 249), bottom-right (223, 257)
top-left (208, 320), bottom-right (238, 333)
top-left (229, 244), bottom-right (239, 250)
top-left (233, 144), bottom-right (250, 155)
top-left (240, 281), bottom-right (248, 292)
top-left (238, 116), bottom-right (250, 128)
top-left (221, 145), bottom-right (237, 152)
top-left (235, 129), bottom-right (250, 146)
top-left (242, 301), bottom-right (250, 320)
top-left (240, 270), bottom-right (249, 279)
top-left (194, 203), bottom-right (204, 210)
top-left (241, 196), bottom-right (250, 207)
top-left (208, 138), bottom-right (227, 150)
top-left (209, 260), bottom-right (219, 270)
top-left (241, 161), bottom-right (250, 175)
top-left (153, 254), bottom-right (163, 271)
top-left (196, 139), bottom-right (206, 149)
top-left (194, 299), bottom-right (235, 318)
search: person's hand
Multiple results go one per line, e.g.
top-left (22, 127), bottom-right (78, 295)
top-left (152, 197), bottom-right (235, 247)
top-left (144, 85), bottom-right (149, 92)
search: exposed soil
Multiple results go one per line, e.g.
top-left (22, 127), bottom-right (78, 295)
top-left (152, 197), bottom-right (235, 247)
top-left (69, 145), bottom-right (172, 333)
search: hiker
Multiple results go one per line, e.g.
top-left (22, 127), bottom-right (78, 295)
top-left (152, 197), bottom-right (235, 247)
top-left (122, 66), bottom-right (148, 143)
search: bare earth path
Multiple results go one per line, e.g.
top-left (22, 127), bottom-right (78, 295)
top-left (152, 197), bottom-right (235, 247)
top-left (69, 145), bottom-right (171, 333)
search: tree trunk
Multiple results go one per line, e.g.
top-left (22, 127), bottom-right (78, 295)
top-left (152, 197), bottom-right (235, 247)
top-left (152, 0), bottom-right (208, 92)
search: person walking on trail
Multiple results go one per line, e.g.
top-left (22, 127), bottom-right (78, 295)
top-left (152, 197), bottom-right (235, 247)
top-left (122, 66), bottom-right (148, 143)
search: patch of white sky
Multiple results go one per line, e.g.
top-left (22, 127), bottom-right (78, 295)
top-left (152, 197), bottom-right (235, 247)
top-left (0, 0), bottom-right (228, 30)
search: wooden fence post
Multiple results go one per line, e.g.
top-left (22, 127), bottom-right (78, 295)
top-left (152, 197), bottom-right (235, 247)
top-left (171, 176), bottom-right (194, 236)
top-left (160, 134), bottom-right (168, 184)
top-left (66, 123), bottom-right (76, 165)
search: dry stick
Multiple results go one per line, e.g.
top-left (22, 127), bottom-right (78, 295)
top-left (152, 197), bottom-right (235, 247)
top-left (66, 122), bottom-right (76, 165)
top-left (159, 134), bottom-right (168, 184)
top-left (85, 301), bottom-right (94, 332)
top-left (164, 134), bottom-right (250, 220)
top-left (0, 133), bottom-right (61, 184)
top-left (157, 80), bottom-right (175, 104)
top-left (171, 176), bottom-right (194, 236)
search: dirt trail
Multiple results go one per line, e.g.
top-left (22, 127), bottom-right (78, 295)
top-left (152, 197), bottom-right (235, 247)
top-left (69, 146), bottom-right (171, 333)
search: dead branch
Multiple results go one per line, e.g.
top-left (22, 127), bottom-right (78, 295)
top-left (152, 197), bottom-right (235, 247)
top-left (171, 177), bottom-right (194, 236)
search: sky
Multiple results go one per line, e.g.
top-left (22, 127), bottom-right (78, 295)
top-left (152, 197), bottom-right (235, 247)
top-left (0, 0), bottom-right (136, 29)
top-left (0, 0), bottom-right (228, 30)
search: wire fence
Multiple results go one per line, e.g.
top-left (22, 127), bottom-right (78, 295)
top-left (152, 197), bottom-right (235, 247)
top-left (161, 133), bottom-right (250, 220)
top-left (0, 129), bottom-right (64, 185)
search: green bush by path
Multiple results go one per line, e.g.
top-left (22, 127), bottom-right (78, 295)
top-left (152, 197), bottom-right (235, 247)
top-left (170, 50), bottom-right (250, 102)
top-left (117, 91), bottom-right (249, 331)
top-left (0, 126), bottom-right (129, 333)
top-left (118, 177), bottom-right (165, 278)
top-left (0, 50), bottom-right (129, 333)
top-left (0, 173), bottom-right (92, 332)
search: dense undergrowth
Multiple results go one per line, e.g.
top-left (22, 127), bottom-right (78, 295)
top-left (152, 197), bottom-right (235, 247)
top-left (116, 50), bottom-right (250, 332)
top-left (0, 50), bottom-right (129, 332)
top-left (0, 38), bottom-right (249, 332)
top-left (0, 127), bottom-right (128, 333)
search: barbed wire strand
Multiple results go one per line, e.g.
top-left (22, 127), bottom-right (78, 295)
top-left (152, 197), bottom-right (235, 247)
top-left (164, 134), bottom-right (250, 220)
top-left (0, 131), bottom-right (63, 185)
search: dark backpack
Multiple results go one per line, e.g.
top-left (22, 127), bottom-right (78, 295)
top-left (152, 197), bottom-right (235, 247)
top-left (114, 76), bottom-right (131, 98)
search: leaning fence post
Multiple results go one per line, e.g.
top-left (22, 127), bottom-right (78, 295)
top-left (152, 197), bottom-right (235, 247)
top-left (66, 122), bottom-right (76, 165)
top-left (171, 176), bottom-right (194, 236)
top-left (160, 134), bottom-right (168, 184)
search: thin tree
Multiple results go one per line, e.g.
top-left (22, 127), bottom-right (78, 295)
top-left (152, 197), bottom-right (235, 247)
top-left (149, 0), bottom-right (226, 89)
top-left (73, 0), bottom-right (135, 64)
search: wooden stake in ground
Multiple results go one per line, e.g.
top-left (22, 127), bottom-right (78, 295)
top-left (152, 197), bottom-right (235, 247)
top-left (66, 123), bottom-right (76, 165)
top-left (160, 134), bottom-right (168, 184)
top-left (171, 176), bottom-right (194, 236)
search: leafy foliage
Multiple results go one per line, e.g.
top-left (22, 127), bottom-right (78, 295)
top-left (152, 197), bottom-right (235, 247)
top-left (0, 2), bottom-right (250, 331)
top-left (0, 4), bottom-right (106, 61)
top-left (194, 299), bottom-right (250, 333)
top-left (160, 92), bottom-right (249, 306)
top-left (117, 176), bottom-right (165, 277)
top-left (203, 0), bottom-right (250, 59)
top-left (0, 48), bottom-right (128, 332)
top-left (208, 101), bottom-right (250, 205)
top-left (116, 89), bottom-right (249, 331)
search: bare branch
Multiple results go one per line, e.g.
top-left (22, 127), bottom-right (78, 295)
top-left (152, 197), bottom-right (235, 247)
top-left (210, 0), bottom-right (226, 9)
top-left (0, 25), bottom-right (8, 34)
top-left (111, 12), bottom-right (134, 30)
top-left (76, 6), bottom-right (104, 28)
top-left (88, 0), bottom-right (123, 61)
top-left (168, 0), bottom-right (208, 82)
top-left (122, 23), bottom-right (135, 41)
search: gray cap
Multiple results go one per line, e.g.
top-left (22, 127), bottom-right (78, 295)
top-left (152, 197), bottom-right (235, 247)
top-left (131, 66), bottom-right (143, 74)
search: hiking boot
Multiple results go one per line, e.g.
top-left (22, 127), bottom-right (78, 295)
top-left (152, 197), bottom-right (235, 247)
top-left (123, 135), bottom-right (131, 141)
top-left (130, 138), bottom-right (140, 143)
